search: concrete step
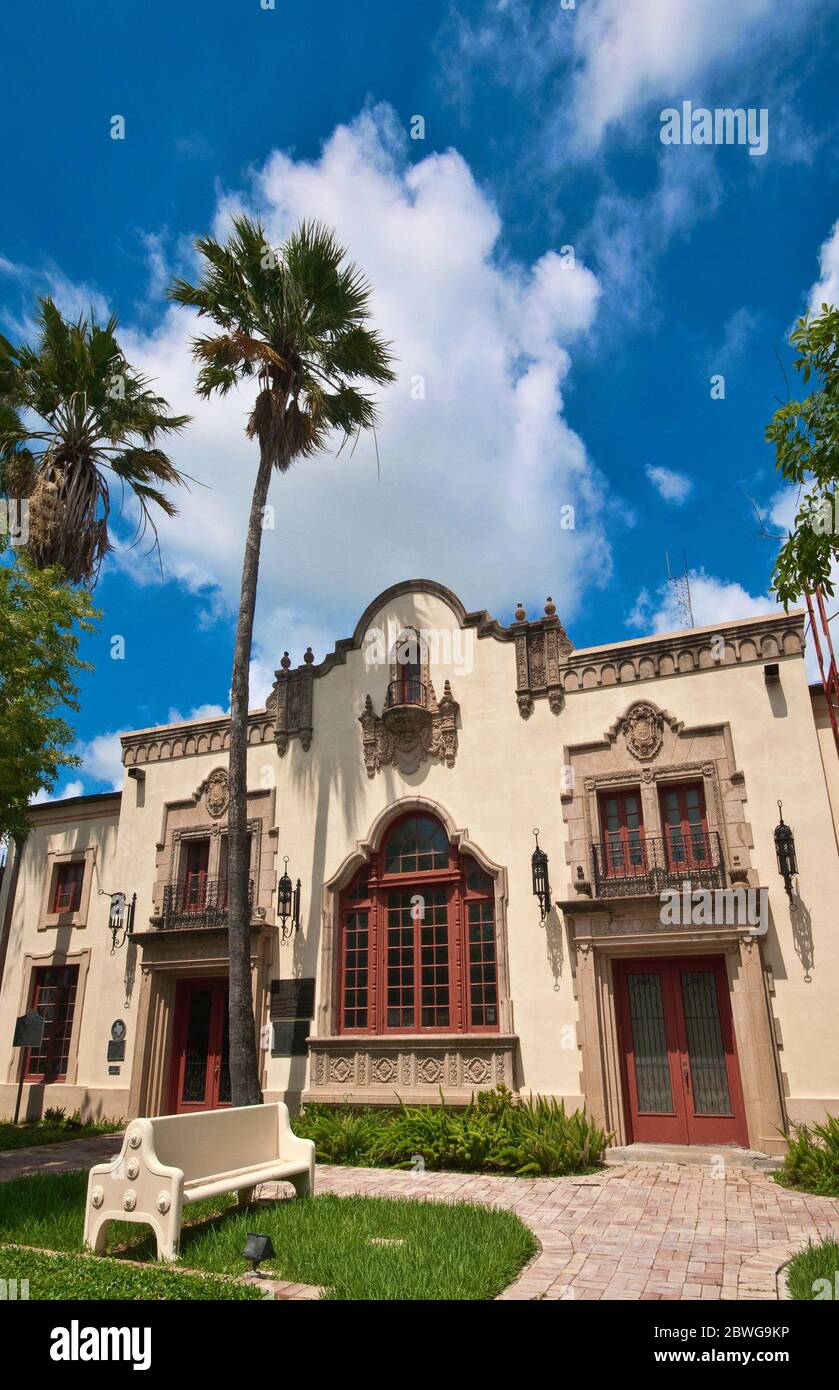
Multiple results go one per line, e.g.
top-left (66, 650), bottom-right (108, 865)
top-left (604, 1142), bottom-right (782, 1171)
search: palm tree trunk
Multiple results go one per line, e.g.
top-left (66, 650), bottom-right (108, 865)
top-left (227, 447), bottom-right (273, 1107)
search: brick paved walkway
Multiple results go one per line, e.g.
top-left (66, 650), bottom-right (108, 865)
top-left (282, 1161), bottom-right (839, 1301)
top-left (4, 1135), bottom-right (838, 1300)
top-left (0, 1132), bottom-right (123, 1181)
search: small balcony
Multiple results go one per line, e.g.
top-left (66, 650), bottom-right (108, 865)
top-left (591, 831), bottom-right (725, 899)
top-left (157, 877), bottom-right (253, 930)
top-left (384, 677), bottom-right (428, 709)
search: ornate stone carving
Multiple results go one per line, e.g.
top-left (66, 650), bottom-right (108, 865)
top-left (517, 693), bottom-right (534, 719)
top-left (267, 655), bottom-right (314, 755)
top-left (621, 701), bottom-right (665, 761)
top-left (513, 599), bottom-right (572, 718)
top-left (305, 1035), bottom-right (517, 1102)
top-left (359, 680), bottom-right (459, 778)
top-left (202, 768), bottom-right (229, 819)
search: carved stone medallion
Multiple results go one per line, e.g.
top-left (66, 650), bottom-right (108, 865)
top-left (621, 702), bottom-right (664, 762)
top-left (203, 768), bottom-right (229, 818)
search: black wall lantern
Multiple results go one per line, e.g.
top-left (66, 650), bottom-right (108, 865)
top-left (774, 800), bottom-right (798, 899)
top-left (277, 857), bottom-right (302, 942)
top-left (99, 889), bottom-right (136, 953)
top-left (531, 828), bottom-right (551, 921)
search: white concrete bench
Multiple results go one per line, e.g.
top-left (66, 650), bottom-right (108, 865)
top-left (84, 1102), bottom-right (315, 1262)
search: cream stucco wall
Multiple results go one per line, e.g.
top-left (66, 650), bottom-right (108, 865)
top-left (1, 581), bottom-right (837, 1141)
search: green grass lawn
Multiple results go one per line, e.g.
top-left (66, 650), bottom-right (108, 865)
top-left (0, 1170), bottom-right (536, 1300)
top-left (786, 1238), bottom-right (839, 1300)
top-left (0, 1247), bottom-right (263, 1300)
top-left (0, 1119), bottom-right (122, 1152)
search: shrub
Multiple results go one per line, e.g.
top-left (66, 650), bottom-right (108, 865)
top-left (295, 1085), bottom-right (609, 1177)
top-left (777, 1115), bottom-right (839, 1197)
top-left (41, 1107), bottom-right (67, 1126)
top-left (786, 1238), bottom-right (839, 1300)
top-left (293, 1103), bottom-right (391, 1166)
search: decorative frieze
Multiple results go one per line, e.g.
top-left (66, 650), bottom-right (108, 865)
top-left (122, 715), bottom-right (273, 768)
top-left (305, 1034), bottom-right (517, 1104)
top-left (561, 617), bottom-right (804, 694)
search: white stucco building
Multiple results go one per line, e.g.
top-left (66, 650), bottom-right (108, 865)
top-left (1, 579), bottom-right (836, 1155)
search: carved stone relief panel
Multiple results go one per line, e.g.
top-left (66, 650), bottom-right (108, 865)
top-left (358, 681), bottom-right (459, 778)
top-left (512, 599), bottom-right (573, 718)
top-left (267, 651), bottom-right (314, 755)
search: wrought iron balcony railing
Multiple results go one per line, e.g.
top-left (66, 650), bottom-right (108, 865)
top-left (385, 677), bottom-right (428, 708)
top-left (591, 831), bottom-right (725, 898)
top-left (158, 877), bottom-right (253, 930)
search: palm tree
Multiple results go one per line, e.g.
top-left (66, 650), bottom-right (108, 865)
top-left (0, 298), bottom-right (190, 584)
top-left (169, 216), bottom-right (395, 1106)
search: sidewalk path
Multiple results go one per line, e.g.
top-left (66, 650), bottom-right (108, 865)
top-left (4, 1135), bottom-right (838, 1299)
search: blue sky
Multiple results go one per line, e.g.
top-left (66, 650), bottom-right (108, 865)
top-left (2, 0), bottom-right (838, 795)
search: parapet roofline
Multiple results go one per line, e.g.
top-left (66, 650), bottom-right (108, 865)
top-left (119, 598), bottom-right (805, 748)
top-left (27, 790), bottom-right (122, 818)
top-left (568, 609), bottom-right (805, 660)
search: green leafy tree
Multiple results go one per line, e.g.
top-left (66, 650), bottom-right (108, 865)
top-left (0, 298), bottom-right (190, 585)
top-left (767, 304), bottom-right (839, 605)
top-left (169, 217), bottom-right (395, 1106)
top-left (0, 546), bottom-right (97, 842)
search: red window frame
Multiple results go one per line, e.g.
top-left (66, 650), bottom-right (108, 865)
top-left (337, 814), bottom-right (500, 1036)
top-left (51, 861), bottom-right (85, 914)
top-left (659, 782), bottom-right (709, 871)
top-left (598, 788), bottom-right (646, 877)
top-left (182, 839), bottom-right (210, 912)
top-left (394, 635), bottom-right (422, 705)
top-left (23, 965), bottom-right (79, 1082)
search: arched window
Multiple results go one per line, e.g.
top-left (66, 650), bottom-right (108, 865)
top-left (387, 630), bottom-right (425, 707)
top-left (338, 813), bottom-right (499, 1035)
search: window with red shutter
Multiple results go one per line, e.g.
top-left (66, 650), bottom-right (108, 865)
top-left (51, 862), bottom-right (84, 914)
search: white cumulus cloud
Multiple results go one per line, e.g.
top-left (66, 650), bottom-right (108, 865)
top-left (110, 104), bottom-right (612, 670)
top-left (645, 464), bottom-right (693, 506)
top-left (807, 217), bottom-right (839, 315)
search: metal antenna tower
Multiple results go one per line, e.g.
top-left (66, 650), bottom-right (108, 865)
top-left (665, 550), bottom-right (694, 629)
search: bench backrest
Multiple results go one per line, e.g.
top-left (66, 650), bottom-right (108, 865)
top-left (148, 1103), bottom-right (283, 1182)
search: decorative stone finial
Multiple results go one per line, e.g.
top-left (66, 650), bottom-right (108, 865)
top-left (303, 646), bottom-right (314, 665)
top-left (280, 651), bottom-right (291, 671)
top-left (544, 596), bottom-right (556, 617)
top-left (515, 601), bottom-right (526, 622)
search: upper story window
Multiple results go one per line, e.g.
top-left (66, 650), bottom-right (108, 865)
top-left (24, 965), bottom-right (79, 1082)
top-left (51, 861), bottom-right (85, 914)
top-left (338, 813), bottom-right (499, 1036)
top-left (599, 789), bottom-right (645, 878)
top-left (386, 630), bottom-right (427, 709)
top-left (660, 782), bottom-right (709, 869)
top-left (182, 838), bottom-right (210, 911)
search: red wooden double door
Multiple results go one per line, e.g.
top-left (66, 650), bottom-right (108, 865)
top-left (169, 978), bottom-right (231, 1113)
top-left (614, 956), bottom-right (748, 1146)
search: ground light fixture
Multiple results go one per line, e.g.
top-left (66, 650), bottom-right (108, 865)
top-left (531, 828), bottom-right (551, 921)
top-left (774, 800), bottom-right (798, 898)
top-left (243, 1232), bottom-right (275, 1273)
top-left (277, 856), bottom-right (302, 941)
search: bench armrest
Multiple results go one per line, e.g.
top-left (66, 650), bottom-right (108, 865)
top-left (92, 1118), bottom-right (184, 1188)
top-left (276, 1103), bottom-right (316, 1173)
